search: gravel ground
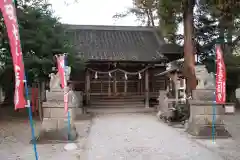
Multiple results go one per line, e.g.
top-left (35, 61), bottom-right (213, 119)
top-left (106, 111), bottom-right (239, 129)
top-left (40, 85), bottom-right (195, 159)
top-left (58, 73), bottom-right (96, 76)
top-left (1, 111), bottom-right (240, 160)
top-left (0, 117), bottom-right (91, 160)
top-left (82, 113), bottom-right (223, 160)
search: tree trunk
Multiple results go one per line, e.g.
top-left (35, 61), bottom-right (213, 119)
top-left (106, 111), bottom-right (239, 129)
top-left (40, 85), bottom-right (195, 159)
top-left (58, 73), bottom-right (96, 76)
top-left (183, 0), bottom-right (196, 95)
top-left (1, 68), bottom-right (15, 106)
top-left (145, 9), bottom-right (151, 26)
top-left (3, 84), bottom-right (14, 106)
top-left (148, 8), bottom-right (155, 26)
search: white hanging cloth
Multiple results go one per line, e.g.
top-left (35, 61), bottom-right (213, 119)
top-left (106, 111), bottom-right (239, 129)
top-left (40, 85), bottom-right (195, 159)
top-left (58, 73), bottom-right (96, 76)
top-left (94, 72), bottom-right (98, 79)
top-left (138, 73), bottom-right (142, 79)
top-left (125, 73), bottom-right (128, 80)
top-left (109, 72), bottom-right (112, 78)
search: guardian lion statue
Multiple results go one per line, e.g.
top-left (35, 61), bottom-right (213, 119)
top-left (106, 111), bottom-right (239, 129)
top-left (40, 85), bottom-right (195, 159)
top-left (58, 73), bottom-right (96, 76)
top-left (49, 72), bottom-right (62, 90)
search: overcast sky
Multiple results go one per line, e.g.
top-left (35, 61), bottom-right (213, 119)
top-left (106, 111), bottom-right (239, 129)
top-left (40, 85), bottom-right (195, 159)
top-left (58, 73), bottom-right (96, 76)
top-left (49, 0), bottom-right (138, 26)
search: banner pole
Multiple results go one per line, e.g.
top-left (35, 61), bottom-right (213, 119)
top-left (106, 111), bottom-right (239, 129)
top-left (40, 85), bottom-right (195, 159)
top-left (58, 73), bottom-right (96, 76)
top-left (67, 105), bottom-right (71, 140)
top-left (212, 45), bottom-right (217, 143)
top-left (64, 54), bottom-right (71, 140)
top-left (23, 75), bottom-right (39, 160)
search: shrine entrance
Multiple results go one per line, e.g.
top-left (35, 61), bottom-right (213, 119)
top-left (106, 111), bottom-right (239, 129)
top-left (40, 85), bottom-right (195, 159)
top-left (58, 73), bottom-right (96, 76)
top-left (86, 63), bottom-right (150, 98)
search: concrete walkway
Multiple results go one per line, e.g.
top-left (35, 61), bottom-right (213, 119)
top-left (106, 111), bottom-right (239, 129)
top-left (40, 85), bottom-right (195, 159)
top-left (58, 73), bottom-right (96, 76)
top-left (83, 113), bottom-right (223, 160)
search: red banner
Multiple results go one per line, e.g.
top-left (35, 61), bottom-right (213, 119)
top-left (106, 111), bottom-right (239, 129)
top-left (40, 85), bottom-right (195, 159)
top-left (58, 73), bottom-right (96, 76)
top-left (216, 45), bottom-right (226, 104)
top-left (56, 55), bottom-right (68, 113)
top-left (0, 0), bottom-right (26, 109)
top-left (56, 55), bottom-right (66, 88)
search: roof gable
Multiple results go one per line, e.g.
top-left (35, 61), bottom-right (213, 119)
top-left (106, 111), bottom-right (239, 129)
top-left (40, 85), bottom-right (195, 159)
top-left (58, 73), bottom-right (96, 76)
top-left (64, 24), bottom-right (181, 62)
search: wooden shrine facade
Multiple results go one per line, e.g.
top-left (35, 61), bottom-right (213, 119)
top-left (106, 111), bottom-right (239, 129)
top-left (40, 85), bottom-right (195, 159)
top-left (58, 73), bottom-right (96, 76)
top-left (64, 25), bottom-right (183, 106)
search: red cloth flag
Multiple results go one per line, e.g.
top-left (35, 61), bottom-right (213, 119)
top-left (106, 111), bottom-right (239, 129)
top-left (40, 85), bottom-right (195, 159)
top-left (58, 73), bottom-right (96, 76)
top-left (0, 0), bottom-right (26, 109)
top-left (56, 55), bottom-right (68, 113)
top-left (56, 55), bottom-right (66, 88)
top-left (216, 45), bottom-right (226, 104)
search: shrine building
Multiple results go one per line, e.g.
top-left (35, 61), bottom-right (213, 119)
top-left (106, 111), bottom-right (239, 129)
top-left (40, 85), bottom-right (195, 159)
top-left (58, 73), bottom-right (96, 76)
top-left (64, 24), bottom-right (183, 108)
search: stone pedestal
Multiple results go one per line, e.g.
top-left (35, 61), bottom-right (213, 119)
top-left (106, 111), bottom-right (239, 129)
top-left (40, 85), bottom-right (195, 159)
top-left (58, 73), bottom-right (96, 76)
top-left (37, 89), bottom-right (79, 142)
top-left (186, 89), bottom-right (231, 138)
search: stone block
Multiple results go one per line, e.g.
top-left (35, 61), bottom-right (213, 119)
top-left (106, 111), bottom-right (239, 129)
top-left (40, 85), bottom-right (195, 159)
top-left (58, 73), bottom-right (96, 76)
top-left (224, 104), bottom-right (235, 114)
top-left (42, 101), bottom-right (63, 109)
top-left (46, 91), bottom-right (64, 101)
top-left (41, 118), bottom-right (58, 131)
top-left (192, 89), bottom-right (215, 101)
top-left (43, 108), bottom-right (51, 118)
top-left (189, 103), bottom-right (225, 116)
top-left (50, 108), bottom-right (65, 118)
top-left (189, 114), bottom-right (224, 125)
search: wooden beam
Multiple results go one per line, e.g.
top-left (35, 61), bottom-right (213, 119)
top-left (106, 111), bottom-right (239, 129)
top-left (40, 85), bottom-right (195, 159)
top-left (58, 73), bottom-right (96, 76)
top-left (85, 69), bottom-right (90, 105)
top-left (124, 79), bottom-right (127, 95)
top-left (113, 72), bottom-right (117, 95)
top-left (145, 69), bottom-right (149, 108)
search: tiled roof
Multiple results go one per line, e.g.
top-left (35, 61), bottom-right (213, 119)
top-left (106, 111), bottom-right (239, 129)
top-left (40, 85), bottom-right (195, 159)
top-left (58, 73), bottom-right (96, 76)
top-left (64, 24), bottom-right (182, 62)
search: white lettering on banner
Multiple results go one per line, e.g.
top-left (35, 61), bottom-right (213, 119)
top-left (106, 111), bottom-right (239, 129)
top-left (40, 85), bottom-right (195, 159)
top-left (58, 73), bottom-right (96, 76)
top-left (217, 82), bottom-right (222, 91)
top-left (12, 24), bottom-right (19, 41)
top-left (4, 4), bottom-right (16, 21)
top-left (216, 46), bottom-right (226, 103)
top-left (218, 93), bottom-right (222, 100)
top-left (15, 42), bottom-right (19, 56)
top-left (14, 65), bottom-right (21, 105)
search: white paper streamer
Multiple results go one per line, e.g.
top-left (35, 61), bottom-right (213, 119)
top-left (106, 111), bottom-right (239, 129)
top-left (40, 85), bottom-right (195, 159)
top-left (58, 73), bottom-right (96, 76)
top-left (95, 72), bottom-right (98, 79)
top-left (109, 72), bottom-right (112, 78)
top-left (125, 73), bottom-right (128, 80)
top-left (138, 73), bottom-right (142, 79)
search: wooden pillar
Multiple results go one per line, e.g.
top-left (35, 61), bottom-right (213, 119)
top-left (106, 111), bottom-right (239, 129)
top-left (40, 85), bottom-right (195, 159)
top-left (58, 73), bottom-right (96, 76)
top-left (145, 69), bottom-right (149, 108)
top-left (171, 73), bottom-right (178, 103)
top-left (124, 79), bottom-right (127, 95)
top-left (85, 69), bottom-right (90, 105)
top-left (108, 76), bottom-right (111, 96)
top-left (140, 79), bottom-right (143, 95)
top-left (137, 79), bottom-right (141, 95)
top-left (175, 74), bottom-right (179, 103)
top-left (113, 72), bottom-right (117, 95)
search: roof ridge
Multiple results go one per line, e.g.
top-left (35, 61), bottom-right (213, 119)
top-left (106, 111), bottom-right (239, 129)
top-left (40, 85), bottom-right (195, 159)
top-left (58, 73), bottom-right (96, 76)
top-left (63, 24), bottom-right (158, 31)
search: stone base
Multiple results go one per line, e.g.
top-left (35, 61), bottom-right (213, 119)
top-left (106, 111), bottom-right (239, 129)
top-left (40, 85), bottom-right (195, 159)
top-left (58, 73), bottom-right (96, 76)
top-left (33, 118), bottom-right (78, 144)
top-left (36, 90), bottom-right (83, 143)
top-left (187, 99), bottom-right (231, 139)
top-left (186, 124), bottom-right (231, 139)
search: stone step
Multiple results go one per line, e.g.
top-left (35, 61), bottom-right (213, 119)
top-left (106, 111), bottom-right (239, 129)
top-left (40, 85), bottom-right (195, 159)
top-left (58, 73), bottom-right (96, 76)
top-left (87, 107), bottom-right (156, 114)
top-left (90, 101), bottom-right (144, 106)
top-left (91, 98), bottom-right (144, 102)
top-left (90, 95), bottom-right (146, 100)
top-left (90, 104), bottom-right (147, 108)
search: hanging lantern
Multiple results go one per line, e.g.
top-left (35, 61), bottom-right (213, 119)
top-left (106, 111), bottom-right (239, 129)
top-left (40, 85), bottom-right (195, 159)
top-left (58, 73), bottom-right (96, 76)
top-left (138, 73), bottom-right (142, 79)
top-left (94, 72), bottom-right (98, 79)
top-left (109, 72), bottom-right (112, 78)
top-left (125, 73), bottom-right (128, 80)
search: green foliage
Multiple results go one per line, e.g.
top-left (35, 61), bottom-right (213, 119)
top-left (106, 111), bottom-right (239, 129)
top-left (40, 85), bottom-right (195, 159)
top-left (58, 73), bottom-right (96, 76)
top-left (0, 0), bottom-right (78, 85)
top-left (114, 0), bottom-right (240, 99)
top-left (113, 0), bottom-right (157, 26)
top-left (0, 0), bottom-right (82, 104)
top-left (157, 0), bottom-right (182, 43)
